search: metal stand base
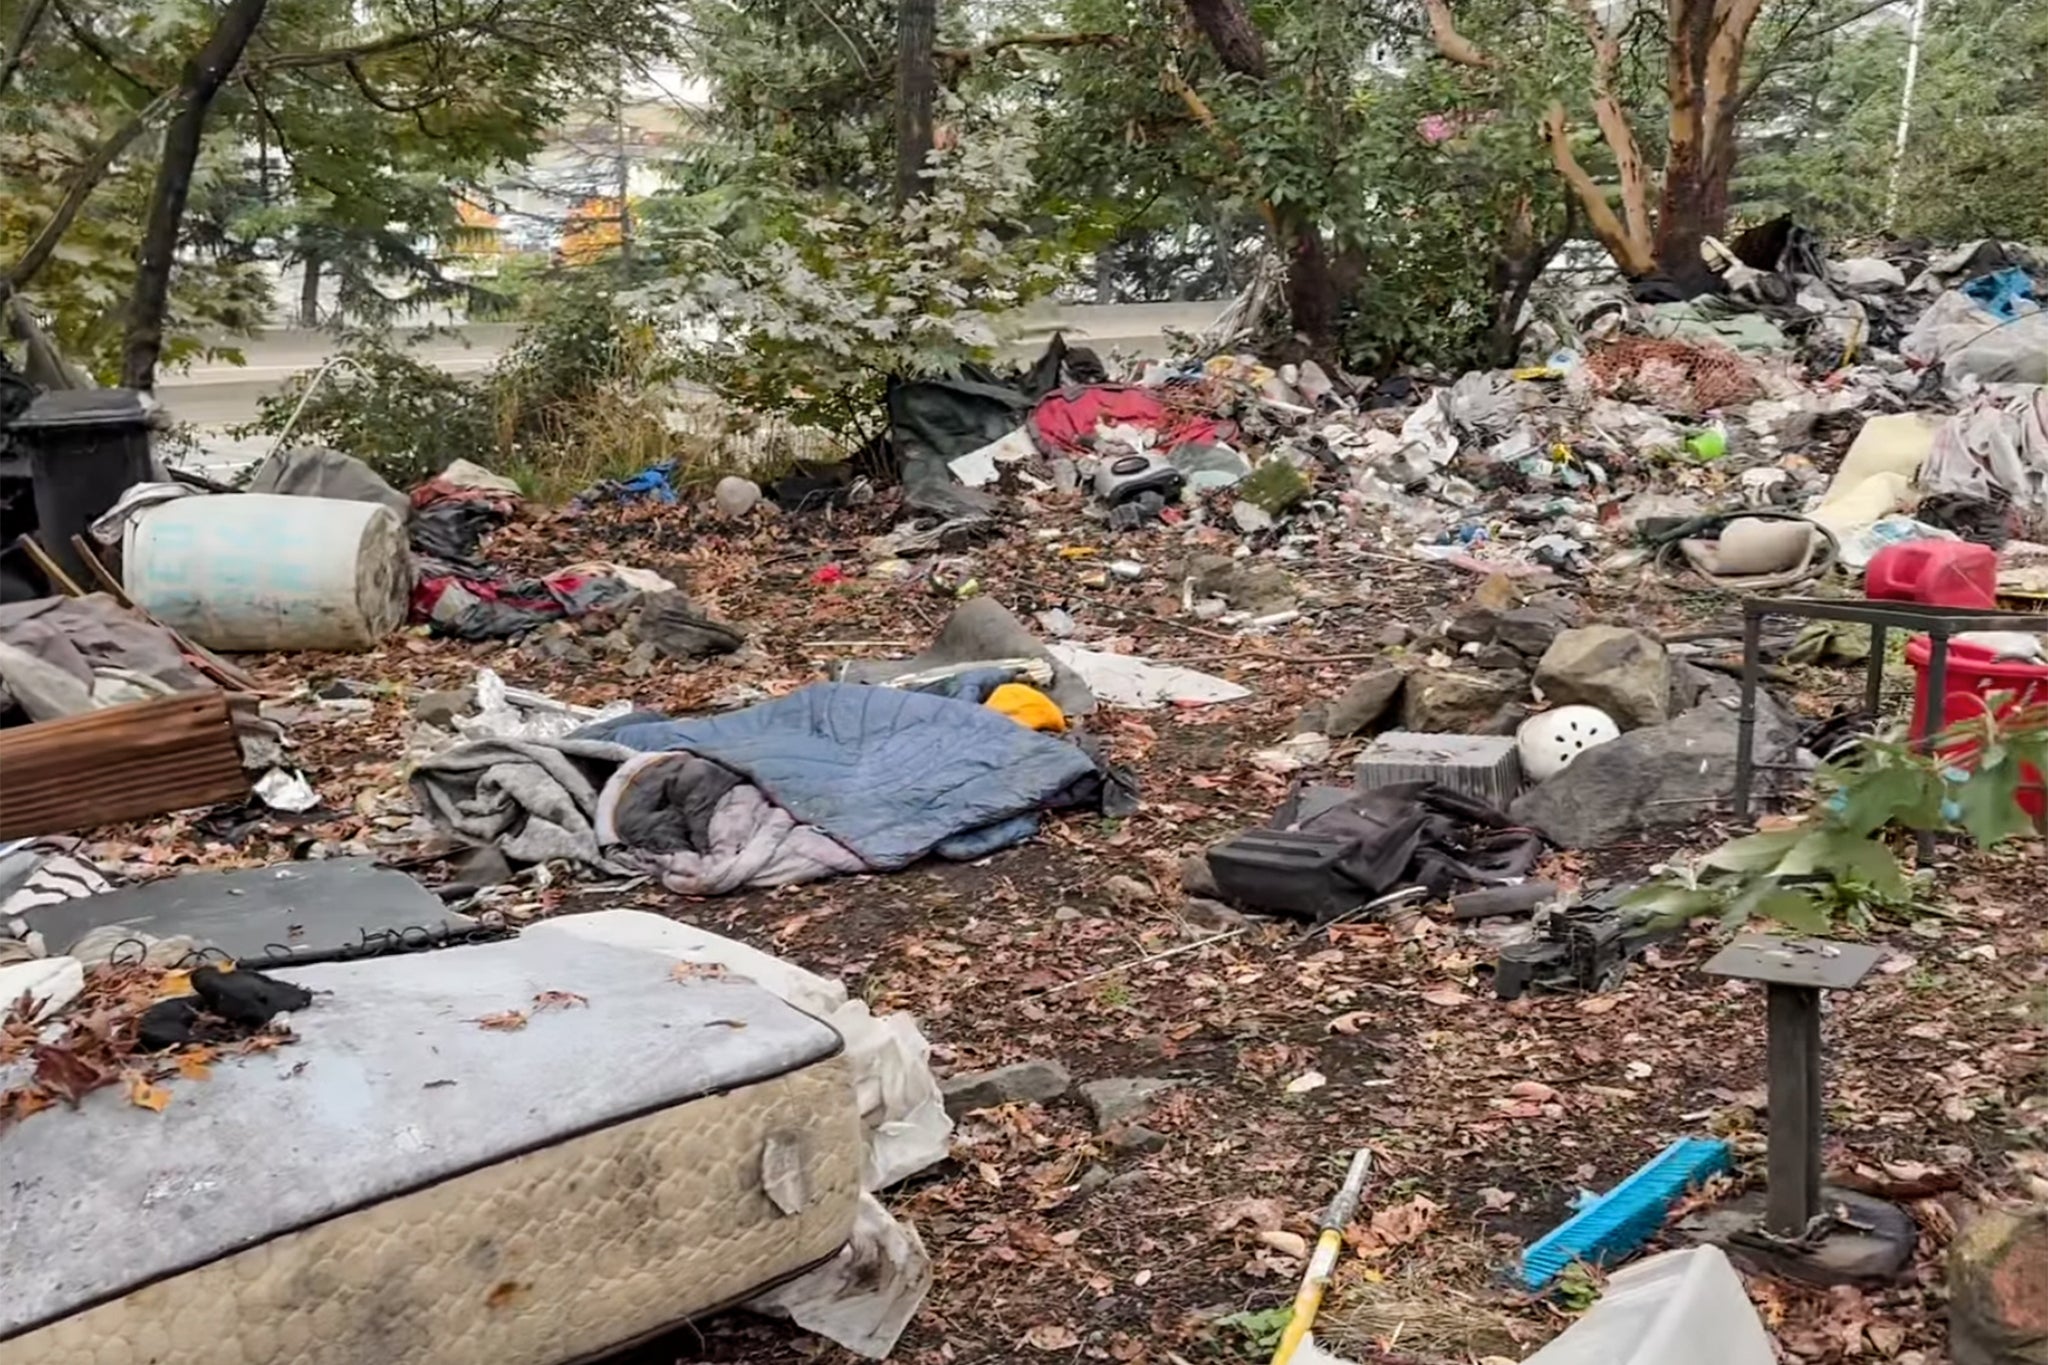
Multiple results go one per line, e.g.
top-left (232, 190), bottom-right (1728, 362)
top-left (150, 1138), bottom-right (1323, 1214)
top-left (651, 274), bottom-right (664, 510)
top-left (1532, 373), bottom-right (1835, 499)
top-left (1687, 1187), bottom-right (1916, 1285)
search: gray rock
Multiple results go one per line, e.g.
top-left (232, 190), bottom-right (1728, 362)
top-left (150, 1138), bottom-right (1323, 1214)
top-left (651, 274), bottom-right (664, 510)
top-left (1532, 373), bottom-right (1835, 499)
top-left (1232, 501), bottom-right (1276, 535)
top-left (409, 687), bottom-right (474, 728)
top-left (1322, 668), bottom-right (1406, 739)
top-left (1535, 625), bottom-right (1672, 730)
top-left (1524, 590), bottom-right (1585, 626)
top-left (1509, 697), bottom-right (1796, 848)
top-left (1495, 606), bottom-right (1570, 657)
top-left (1402, 668), bottom-right (1527, 733)
top-left (1186, 553), bottom-right (1296, 617)
top-left (1073, 1164), bottom-right (1113, 1196)
top-left (1080, 1076), bottom-right (1177, 1129)
top-left (1472, 642), bottom-right (1529, 673)
top-left (1179, 854), bottom-right (1221, 899)
top-left (1182, 897), bottom-right (1252, 932)
top-left (1108, 1124), bottom-right (1168, 1153)
top-left (1292, 704), bottom-right (1330, 735)
top-left (941, 1059), bottom-right (1072, 1117)
top-left (712, 475), bottom-right (762, 518)
top-left (1107, 1170), bottom-right (1155, 1193)
top-left (1446, 607), bottom-right (1501, 646)
top-left (1374, 621), bottom-right (1414, 648)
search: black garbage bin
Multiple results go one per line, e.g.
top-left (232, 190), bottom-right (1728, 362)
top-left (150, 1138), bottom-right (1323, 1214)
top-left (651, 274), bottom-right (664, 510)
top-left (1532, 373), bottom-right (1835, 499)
top-left (11, 388), bottom-right (156, 586)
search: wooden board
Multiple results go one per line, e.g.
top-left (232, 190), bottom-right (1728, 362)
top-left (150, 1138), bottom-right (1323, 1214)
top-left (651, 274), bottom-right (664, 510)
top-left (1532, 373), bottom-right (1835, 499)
top-left (0, 691), bottom-right (250, 839)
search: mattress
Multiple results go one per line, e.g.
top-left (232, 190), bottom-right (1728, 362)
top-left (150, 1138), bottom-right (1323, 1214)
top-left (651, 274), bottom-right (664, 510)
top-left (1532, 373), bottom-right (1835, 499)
top-left (0, 931), bottom-right (865, 1365)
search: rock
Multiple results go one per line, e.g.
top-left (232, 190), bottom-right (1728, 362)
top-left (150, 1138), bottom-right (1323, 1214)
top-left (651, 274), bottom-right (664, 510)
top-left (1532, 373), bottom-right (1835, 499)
top-left (409, 687), bottom-right (474, 728)
top-left (316, 678), bottom-right (377, 700)
top-left (1080, 1076), bottom-right (1176, 1129)
top-left (1534, 625), bottom-right (1672, 730)
top-left (1402, 668), bottom-right (1527, 733)
top-left (1104, 874), bottom-right (1156, 906)
top-left (1950, 1205), bottom-right (2048, 1365)
top-left (1374, 621), bottom-right (1414, 648)
top-left (1472, 642), bottom-right (1528, 673)
top-left (1073, 1164), bottom-right (1113, 1196)
top-left (1106, 1170), bottom-right (1155, 1194)
top-left (1182, 897), bottom-right (1252, 932)
top-left (1322, 668), bottom-right (1405, 738)
top-left (1509, 697), bottom-right (1796, 848)
top-left (1108, 1124), bottom-right (1168, 1153)
top-left (712, 475), bottom-right (762, 518)
top-left (1447, 607), bottom-right (1501, 646)
top-left (1495, 606), bottom-right (1570, 657)
top-left (623, 641), bottom-right (659, 678)
top-left (1186, 554), bottom-right (1296, 618)
top-left (1179, 854), bottom-right (1221, 899)
top-left (1231, 501), bottom-right (1275, 535)
top-left (941, 1059), bottom-right (1073, 1117)
top-left (631, 590), bottom-right (745, 659)
top-left (1238, 460), bottom-right (1311, 515)
top-left (1252, 733), bottom-right (1330, 774)
top-left (1292, 704), bottom-right (1330, 735)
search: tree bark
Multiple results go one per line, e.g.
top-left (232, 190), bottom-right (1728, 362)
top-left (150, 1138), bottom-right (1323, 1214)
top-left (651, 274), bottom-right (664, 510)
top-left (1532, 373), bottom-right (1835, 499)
top-left (298, 251), bottom-right (321, 327)
top-left (0, 0), bottom-right (52, 99)
top-left (2, 92), bottom-right (170, 300)
top-left (1183, 0), bottom-right (1268, 79)
top-left (894, 0), bottom-right (937, 205)
top-left (120, 0), bottom-right (270, 391)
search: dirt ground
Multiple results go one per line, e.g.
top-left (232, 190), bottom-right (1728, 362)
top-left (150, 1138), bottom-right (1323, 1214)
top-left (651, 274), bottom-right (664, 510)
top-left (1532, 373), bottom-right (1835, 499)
top-left (120, 491), bottom-right (2048, 1365)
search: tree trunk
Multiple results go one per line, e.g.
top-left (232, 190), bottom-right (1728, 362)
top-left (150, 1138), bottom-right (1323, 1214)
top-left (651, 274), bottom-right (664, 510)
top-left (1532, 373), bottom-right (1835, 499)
top-left (894, 0), bottom-right (936, 206)
top-left (1183, 0), bottom-right (1268, 78)
top-left (298, 252), bottom-right (321, 327)
top-left (120, 0), bottom-right (270, 391)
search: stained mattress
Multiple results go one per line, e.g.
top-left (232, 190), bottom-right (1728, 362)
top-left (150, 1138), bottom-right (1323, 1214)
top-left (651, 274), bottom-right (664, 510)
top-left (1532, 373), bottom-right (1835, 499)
top-left (0, 932), bottom-right (864, 1365)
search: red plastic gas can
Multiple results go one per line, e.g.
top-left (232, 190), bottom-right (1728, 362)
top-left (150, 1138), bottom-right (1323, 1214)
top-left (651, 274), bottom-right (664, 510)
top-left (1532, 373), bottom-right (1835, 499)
top-left (1866, 541), bottom-right (1998, 609)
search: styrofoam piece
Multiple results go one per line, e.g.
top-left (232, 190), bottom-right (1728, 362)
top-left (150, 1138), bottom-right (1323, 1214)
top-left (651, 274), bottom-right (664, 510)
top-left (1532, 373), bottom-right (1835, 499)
top-left (1355, 731), bottom-right (1524, 808)
top-left (1525, 1246), bottom-right (1771, 1365)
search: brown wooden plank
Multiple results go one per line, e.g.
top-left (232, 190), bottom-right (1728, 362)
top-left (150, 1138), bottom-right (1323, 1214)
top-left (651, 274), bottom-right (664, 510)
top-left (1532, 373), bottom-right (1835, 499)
top-left (0, 690), bottom-right (250, 838)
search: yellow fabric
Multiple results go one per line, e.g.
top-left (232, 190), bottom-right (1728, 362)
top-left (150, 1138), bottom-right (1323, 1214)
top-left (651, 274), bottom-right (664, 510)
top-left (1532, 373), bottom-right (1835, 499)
top-left (985, 683), bottom-right (1066, 733)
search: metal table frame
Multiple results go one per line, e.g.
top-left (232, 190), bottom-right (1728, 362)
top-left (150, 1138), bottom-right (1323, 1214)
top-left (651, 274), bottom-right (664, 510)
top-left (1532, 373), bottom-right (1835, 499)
top-left (1732, 596), bottom-right (2048, 822)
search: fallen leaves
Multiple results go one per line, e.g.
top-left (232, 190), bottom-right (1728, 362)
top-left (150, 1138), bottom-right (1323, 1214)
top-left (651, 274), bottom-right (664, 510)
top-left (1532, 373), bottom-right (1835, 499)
top-left (1284, 1069), bottom-right (1327, 1095)
top-left (124, 1072), bottom-right (170, 1113)
top-left (1255, 1229), bottom-right (1308, 1259)
top-left (531, 990), bottom-right (588, 1012)
top-left (1420, 985), bottom-right (1471, 1007)
top-left (1210, 1197), bottom-right (1289, 1235)
top-left (1022, 1324), bottom-right (1080, 1352)
top-left (474, 1010), bottom-right (528, 1031)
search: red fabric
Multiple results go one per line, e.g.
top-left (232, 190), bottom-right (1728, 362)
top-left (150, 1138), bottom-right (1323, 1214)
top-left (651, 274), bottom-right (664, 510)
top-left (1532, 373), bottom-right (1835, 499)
top-left (1029, 385), bottom-right (1231, 457)
top-left (410, 477), bottom-right (517, 516)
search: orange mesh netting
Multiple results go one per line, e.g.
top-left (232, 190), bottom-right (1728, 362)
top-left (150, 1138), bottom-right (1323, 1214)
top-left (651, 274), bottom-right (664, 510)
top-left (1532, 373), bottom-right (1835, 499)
top-left (1579, 336), bottom-right (1761, 415)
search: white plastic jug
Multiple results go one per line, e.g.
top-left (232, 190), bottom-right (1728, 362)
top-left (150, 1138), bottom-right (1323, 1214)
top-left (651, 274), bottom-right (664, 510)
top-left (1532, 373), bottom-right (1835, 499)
top-left (124, 493), bottom-right (411, 652)
top-left (1524, 1247), bottom-right (1771, 1365)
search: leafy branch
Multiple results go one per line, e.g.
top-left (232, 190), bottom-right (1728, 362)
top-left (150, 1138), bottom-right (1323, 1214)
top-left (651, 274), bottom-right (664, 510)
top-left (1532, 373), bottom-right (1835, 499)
top-left (1629, 700), bottom-right (2048, 934)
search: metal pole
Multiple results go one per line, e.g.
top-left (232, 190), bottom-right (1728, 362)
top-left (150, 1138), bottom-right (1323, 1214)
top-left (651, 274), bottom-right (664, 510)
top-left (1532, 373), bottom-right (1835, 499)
top-left (1765, 983), bottom-right (1824, 1238)
top-left (1734, 604), bottom-right (1763, 818)
top-left (1883, 0), bottom-right (1931, 231)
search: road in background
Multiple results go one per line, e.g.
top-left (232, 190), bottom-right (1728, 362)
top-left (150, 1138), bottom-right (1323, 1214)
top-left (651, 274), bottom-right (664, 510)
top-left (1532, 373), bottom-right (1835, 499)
top-left (153, 301), bottom-right (1227, 431)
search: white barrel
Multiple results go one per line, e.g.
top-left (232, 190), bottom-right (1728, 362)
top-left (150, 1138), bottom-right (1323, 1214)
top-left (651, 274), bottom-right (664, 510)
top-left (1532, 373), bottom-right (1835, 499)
top-left (124, 493), bottom-right (411, 652)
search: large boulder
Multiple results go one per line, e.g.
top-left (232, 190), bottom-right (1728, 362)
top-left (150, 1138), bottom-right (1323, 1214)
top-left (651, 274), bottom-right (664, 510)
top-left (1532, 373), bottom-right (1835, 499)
top-left (1951, 1206), bottom-right (2048, 1365)
top-left (1401, 668), bottom-right (1526, 734)
top-left (1508, 696), bottom-right (1796, 848)
top-left (1535, 625), bottom-right (1673, 730)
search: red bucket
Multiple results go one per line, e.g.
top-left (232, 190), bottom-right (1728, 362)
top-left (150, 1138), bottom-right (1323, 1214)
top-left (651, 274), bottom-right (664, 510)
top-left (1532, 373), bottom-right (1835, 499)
top-left (1905, 635), bottom-right (2048, 819)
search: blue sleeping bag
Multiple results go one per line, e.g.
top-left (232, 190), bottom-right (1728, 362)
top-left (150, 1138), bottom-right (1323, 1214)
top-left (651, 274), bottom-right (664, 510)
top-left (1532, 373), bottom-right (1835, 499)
top-left (576, 682), bottom-right (1102, 867)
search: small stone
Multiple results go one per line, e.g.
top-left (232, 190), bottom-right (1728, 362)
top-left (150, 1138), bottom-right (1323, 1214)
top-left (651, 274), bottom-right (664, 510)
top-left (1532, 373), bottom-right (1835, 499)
top-left (1053, 906), bottom-right (1084, 922)
top-left (1185, 554), bottom-right (1296, 617)
top-left (623, 642), bottom-right (659, 678)
top-left (1232, 501), bottom-right (1275, 535)
top-left (1182, 898), bottom-right (1252, 932)
top-left (1447, 608), bottom-right (1501, 646)
top-left (1950, 1205), bottom-right (2048, 1365)
top-left (316, 678), bottom-right (376, 700)
top-left (713, 475), bottom-right (761, 518)
top-left (1534, 625), bottom-right (1672, 730)
top-left (1104, 874), bottom-right (1156, 906)
top-left (1106, 1170), bottom-right (1155, 1193)
top-left (1080, 1076), bottom-right (1177, 1129)
top-left (1291, 704), bottom-right (1330, 735)
top-left (1495, 606), bottom-right (1570, 657)
top-left (1073, 1164), bottom-right (1113, 1196)
top-left (1108, 1124), bottom-right (1168, 1153)
top-left (941, 1059), bottom-right (1073, 1117)
top-left (1473, 642), bottom-right (1528, 673)
top-left (1374, 621), bottom-right (1414, 648)
top-left (1179, 854), bottom-right (1221, 899)
top-left (409, 687), bottom-right (474, 728)
top-left (1401, 668), bottom-right (1527, 733)
top-left (1322, 668), bottom-right (1406, 739)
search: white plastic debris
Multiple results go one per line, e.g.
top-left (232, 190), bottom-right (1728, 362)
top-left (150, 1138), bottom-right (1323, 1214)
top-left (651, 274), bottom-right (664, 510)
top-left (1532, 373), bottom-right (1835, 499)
top-left (456, 667), bottom-right (634, 742)
top-left (1524, 1247), bottom-right (1770, 1365)
top-left (1046, 644), bottom-right (1252, 709)
top-left (253, 767), bottom-right (321, 813)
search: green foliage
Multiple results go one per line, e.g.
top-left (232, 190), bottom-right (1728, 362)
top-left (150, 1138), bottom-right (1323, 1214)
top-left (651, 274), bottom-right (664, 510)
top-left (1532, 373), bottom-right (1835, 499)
top-left (642, 110), bottom-right (1070, 438)
top-left (247, 331), bottom-right (497, 489)
top-left (1554, 1263), bottom-right (1603, 1312)
top-left (1628, 703), bottom-right (2048, 936)
top-left (1214, 1304), bottom-right (1293, 1354)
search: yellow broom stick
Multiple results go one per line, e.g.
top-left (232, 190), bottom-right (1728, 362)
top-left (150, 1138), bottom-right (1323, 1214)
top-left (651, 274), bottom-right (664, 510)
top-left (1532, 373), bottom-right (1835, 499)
top-left (1270, 1148), bottom-right (1373, 1365)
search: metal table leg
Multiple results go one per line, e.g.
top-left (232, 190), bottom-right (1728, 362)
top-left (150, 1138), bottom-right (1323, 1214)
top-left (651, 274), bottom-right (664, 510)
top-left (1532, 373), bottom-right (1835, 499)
top-left (1735, 606), bottom-right (1763, 820)
top-left (1865, 624), bottom-right (1887, 718)
top-left (1765, 983), bottom-right (1824, 1238)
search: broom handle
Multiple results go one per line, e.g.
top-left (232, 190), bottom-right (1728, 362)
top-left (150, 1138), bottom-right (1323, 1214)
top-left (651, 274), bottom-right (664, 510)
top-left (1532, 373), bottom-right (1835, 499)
top-left (1270, 1149), bottom-right (1373, 1365)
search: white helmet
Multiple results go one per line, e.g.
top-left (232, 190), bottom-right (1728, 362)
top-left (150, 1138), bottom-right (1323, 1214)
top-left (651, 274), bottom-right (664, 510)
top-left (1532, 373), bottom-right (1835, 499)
top-left (1518, 705), bottom-right (1621, 782)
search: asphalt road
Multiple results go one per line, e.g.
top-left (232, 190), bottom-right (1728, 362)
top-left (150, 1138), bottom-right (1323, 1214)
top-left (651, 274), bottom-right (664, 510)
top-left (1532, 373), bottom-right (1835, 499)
top-left (154, 301), bottom-right (1228, 430)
